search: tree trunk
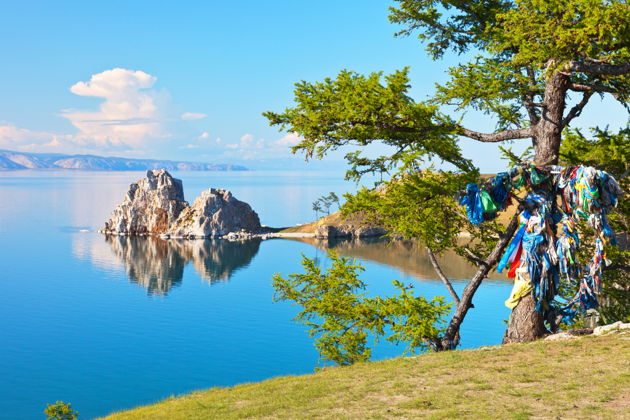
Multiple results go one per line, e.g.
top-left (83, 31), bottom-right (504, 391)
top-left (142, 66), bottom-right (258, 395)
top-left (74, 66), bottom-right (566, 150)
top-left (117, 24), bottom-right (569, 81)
top-left (533, 70), bottom-right (568, 165)
top-left (502, 294), bottom-right (548, 344)
top-left (503, 69), bottom-right (568, 343)
top-left (436, 215), bottom-right (520, 350)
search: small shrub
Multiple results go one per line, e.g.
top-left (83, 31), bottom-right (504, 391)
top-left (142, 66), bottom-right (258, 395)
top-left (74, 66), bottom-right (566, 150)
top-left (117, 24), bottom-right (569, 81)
top-left (44, 401), bottom-right (78, 420)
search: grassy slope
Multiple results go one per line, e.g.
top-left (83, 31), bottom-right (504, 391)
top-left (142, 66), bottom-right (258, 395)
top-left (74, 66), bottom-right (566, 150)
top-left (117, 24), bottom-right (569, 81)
top-left (101, 334), bottom-right (629, 420)
top-left (278, 212), bottom-right (362, 234)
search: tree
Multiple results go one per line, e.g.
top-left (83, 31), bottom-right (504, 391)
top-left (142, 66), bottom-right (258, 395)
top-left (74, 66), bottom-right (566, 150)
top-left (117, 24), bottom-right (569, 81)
top-left (315, 193), bottom-right (338, 215)
top-left (320, 196), bottom-right (332, 215)
top-left (312, 200), bottom-right (323, 219)
top-left (273, 252), bottom-right (451, 365)
top-left (327, 192), bottom-right (340, 210)
top-left (265, 0), bottom-right (629, 350)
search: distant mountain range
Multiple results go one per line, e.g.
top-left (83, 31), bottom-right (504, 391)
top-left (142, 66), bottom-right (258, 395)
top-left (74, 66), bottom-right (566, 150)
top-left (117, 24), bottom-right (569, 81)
top-left (0, 150), bottom-right (247, 171)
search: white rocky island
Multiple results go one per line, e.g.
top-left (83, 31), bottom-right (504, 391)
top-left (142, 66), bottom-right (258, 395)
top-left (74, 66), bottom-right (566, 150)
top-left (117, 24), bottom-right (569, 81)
top-left (101, 170), bottom-right (262, 239)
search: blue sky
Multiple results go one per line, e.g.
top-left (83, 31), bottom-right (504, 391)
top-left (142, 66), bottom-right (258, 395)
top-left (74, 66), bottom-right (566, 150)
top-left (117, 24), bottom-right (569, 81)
top-left (0, 0), bottom-right (626, 171)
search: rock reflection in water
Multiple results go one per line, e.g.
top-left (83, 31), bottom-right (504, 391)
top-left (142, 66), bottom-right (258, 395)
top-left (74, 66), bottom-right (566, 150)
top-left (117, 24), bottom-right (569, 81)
top-left (104, 235), bottom-right (261, 294)
top-left (295, 237), bottom-right (509, 282)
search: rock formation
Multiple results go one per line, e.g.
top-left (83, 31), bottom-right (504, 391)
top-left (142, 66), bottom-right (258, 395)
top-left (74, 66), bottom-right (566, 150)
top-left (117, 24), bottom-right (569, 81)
top-left (314, 224), bottom-right (387, 239)
top-left (168, 188), bottom-right (261, 238)
top-left (102, 170), bottom-right (189, 235)
top-left (101, 170), bottom-right (261, 239)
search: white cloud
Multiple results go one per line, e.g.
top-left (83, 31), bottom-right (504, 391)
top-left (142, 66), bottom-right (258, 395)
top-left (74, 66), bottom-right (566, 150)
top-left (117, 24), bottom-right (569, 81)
top-left (182, 112), bottom-right (207, 120)
top-left (0, 123), bottom-right (132, 153)
top-left (240, 133), bottom-right (256, 148)
top-left (0, 69), bottom-right (224, 159)
top-left (44, 138), bottom-right (62, 148)
top-left (0, 124), bottom-right (48, 148)
top-left (62, 68), bottom-right (167, 148)
top-left (275, 132), bottom-right (303, 147)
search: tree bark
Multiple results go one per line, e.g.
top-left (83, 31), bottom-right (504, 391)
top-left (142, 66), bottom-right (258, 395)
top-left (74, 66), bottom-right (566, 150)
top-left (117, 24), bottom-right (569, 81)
top-left (502, 294), bottom-right (548, 344)
top-left (533, 70), bottom-right (568, 165)
top-left (502, 70), bottom-right (569, 344)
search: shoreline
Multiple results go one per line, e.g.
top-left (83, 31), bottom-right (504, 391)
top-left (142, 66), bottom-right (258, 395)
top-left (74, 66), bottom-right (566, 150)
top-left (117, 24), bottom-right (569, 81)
top-left (97, 229), bottom-right (317, 241)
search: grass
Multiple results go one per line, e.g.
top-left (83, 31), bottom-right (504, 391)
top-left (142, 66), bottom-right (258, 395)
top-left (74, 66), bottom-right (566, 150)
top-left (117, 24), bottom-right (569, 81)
top-left (100, 333), bottom-right (629, 419)
top-left (277, 211), bottom-right (349, 233)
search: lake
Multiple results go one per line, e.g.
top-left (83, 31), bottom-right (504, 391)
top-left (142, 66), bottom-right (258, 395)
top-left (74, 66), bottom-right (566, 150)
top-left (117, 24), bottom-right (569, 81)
top-left (0, 170), bottom-right (512, 419)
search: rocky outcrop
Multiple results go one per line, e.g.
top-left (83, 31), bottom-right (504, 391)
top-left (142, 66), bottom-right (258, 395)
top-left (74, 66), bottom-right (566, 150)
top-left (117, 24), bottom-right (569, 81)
top-left (593, 321), bottom-right (630, 335)
top-left (314, 224), bottom-right (387, 239)
top-left (101, 170), bottom-right (261, 239)
top-left (543, 322), bottom-right (630, 341)
top-left (167, 188), bottom-right (261, 238)
top-left (102, 170), bottom-right (189, 235)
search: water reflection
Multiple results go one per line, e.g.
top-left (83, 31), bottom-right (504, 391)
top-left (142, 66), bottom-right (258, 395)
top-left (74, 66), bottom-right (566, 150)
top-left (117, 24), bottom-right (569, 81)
top-left (294, 237), bottom-right (510, 283)
top-left (103, 236), bottom-right (262, 294)
top-left (88, 234), bottom-right (508, 296)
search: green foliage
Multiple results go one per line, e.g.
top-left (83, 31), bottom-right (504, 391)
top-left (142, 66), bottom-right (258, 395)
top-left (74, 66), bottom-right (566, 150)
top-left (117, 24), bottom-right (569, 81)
top-left (492, 0), bottom-right (630, 71)
top-left (272, 252), bottom-right (451, 366)
top-left (265, 0), bottom-right (629, 353)
top-left (498, 145), bottom-right (535, 168)
top-left (313, 192), bottom-right (341, 217)
top-left (45, 401), bottom-right (79, 420)
top-left (263, 68), bottom-right (474, 181)
top-left (312, 200), bottom-right (323, 218)
top-left (342, 170), bottom-right (500, 256)
top-left (328, 192), bottom-right (340, 208)
top-left (561, 127), bottom-right (630, 180)
top-left (434, 56), bottom-right (539, 130)
top-left (388, 0), bottom-right (510, 59)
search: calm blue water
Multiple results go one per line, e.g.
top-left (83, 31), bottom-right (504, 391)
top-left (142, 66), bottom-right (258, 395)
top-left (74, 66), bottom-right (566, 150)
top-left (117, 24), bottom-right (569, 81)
top-left (0, 170), bottom-right (512, 419)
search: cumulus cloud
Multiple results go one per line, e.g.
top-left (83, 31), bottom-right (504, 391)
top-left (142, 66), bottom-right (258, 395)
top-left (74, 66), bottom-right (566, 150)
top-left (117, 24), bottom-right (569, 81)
top-left (0, 68), bottom-right (219, 157)
top-left (62, 68), bottom-right (167, 148)
top-left (181, 112), bottom-right (207, 120)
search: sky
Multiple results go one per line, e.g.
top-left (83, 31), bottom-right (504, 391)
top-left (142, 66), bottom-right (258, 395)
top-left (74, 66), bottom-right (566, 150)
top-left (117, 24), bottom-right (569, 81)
top-left (0, 0), bottom-right (627, 171)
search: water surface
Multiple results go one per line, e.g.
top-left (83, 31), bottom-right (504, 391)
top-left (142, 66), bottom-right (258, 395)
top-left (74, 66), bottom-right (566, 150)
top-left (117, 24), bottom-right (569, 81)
top-left (0, 170), bottom-right (512, 419)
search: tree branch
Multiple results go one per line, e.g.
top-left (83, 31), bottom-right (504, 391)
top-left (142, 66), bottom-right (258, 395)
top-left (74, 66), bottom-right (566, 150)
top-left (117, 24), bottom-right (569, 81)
top-left (426, 247), bottom-right (460, 305)
top-left (463, 247), bottom-right (490, 269)
top-left (562, 92), bottom-right (593, 127)
top-left (458, 126), bottom-right (534, 143)
top-left (567, 60), bottom-right (630, 76)
top-left (569, 82), bottom-right (620, 98)
top-left (523, 67), bottom-right (541, 125)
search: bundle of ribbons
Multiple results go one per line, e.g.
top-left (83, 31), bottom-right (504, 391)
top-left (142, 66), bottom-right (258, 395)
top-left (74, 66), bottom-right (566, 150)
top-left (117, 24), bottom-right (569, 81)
top-left (459, 164), bottom-right (623, 328)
